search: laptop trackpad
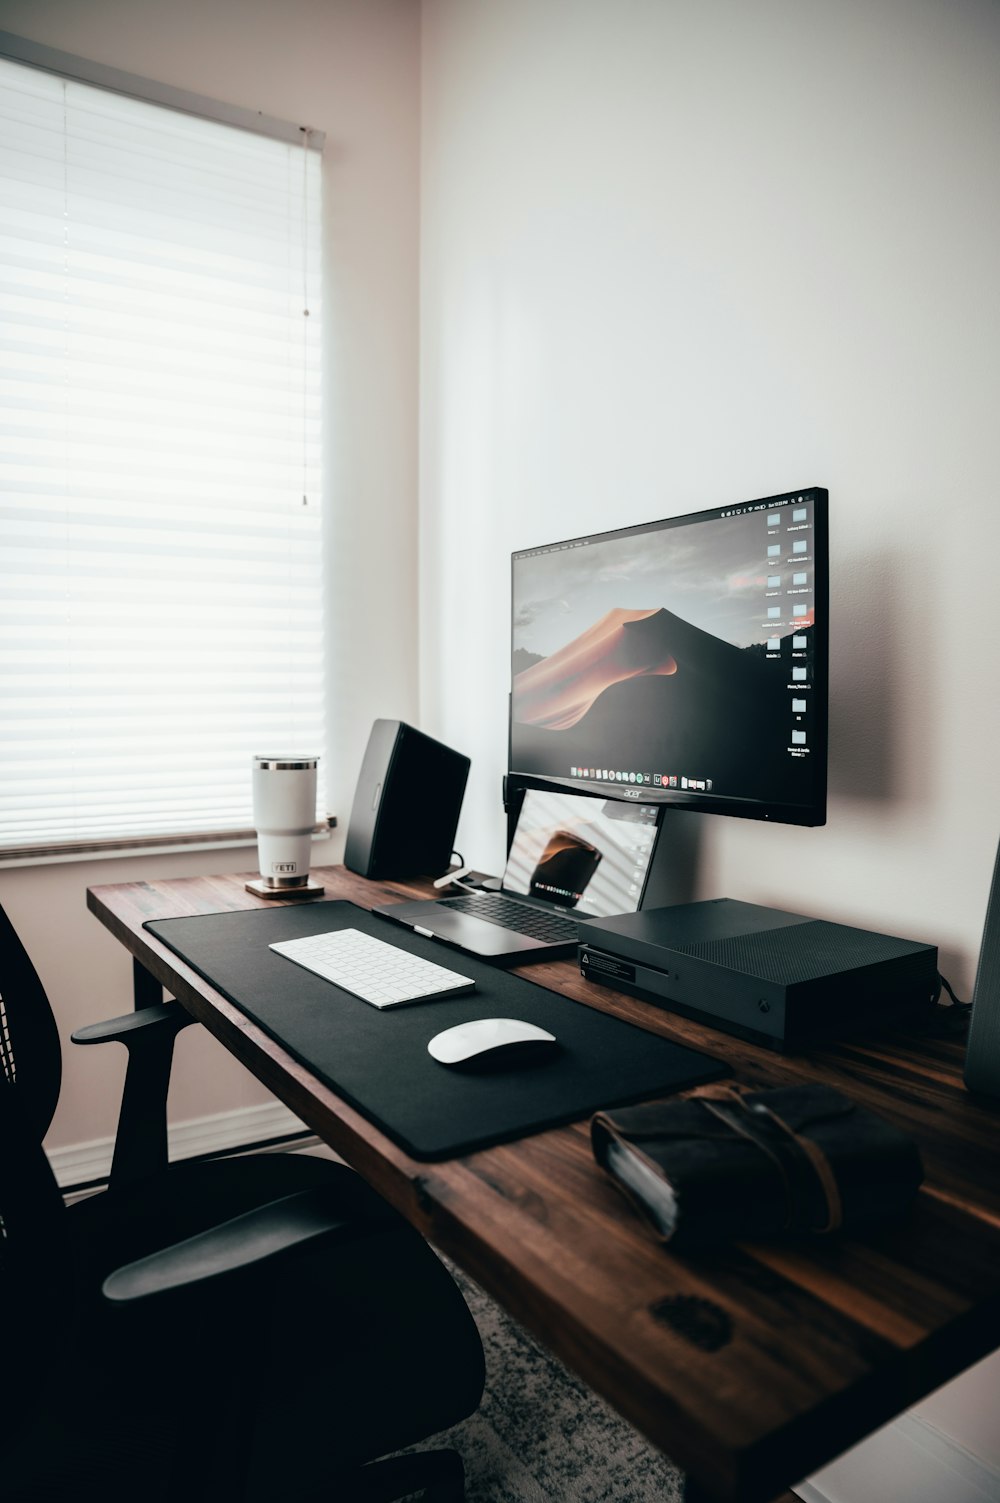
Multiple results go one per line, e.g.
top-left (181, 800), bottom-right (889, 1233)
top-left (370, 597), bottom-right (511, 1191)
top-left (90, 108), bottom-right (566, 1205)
top-left (417, 910), bottom-right (541, 957)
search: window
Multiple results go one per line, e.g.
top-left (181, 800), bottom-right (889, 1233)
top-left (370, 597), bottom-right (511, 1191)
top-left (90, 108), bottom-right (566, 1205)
top-left (0, 47), bottom-right (324, 859)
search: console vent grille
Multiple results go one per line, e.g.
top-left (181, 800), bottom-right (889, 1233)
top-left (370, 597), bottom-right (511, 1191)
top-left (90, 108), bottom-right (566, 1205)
top-left (672, 921), bottom-right (926, 984)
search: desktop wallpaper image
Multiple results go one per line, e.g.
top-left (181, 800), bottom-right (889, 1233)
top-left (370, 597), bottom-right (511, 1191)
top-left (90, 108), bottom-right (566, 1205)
top-left (512, 510), bottom-right (807, 662)
top-left (511, 507), bottom-right (817, 806)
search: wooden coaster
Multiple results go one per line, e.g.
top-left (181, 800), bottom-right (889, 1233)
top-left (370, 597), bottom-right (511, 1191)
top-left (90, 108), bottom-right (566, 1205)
top-left (244, 877), bottom-right (326, 901)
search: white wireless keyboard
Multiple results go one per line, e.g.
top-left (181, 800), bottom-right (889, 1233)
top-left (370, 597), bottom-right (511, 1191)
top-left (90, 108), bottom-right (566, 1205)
top-left (269, 927), bottom-right (476, 1009)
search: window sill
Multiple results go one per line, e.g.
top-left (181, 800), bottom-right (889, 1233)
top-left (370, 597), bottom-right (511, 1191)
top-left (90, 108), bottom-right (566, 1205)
top-left (0, 821), bottom-right (337, 870)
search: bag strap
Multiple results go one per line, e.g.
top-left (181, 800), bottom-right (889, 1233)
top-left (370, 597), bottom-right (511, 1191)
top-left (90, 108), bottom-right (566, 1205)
top-left (688, 1083), bottom-right (844, 1233)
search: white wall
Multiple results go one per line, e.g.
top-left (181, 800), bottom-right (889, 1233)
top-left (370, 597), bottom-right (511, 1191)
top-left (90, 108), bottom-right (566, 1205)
top-left (0, 0), bottom-right (421, 1151)
top-left (419, 0), bottom-right (1000, 995)
top-left (417, 0), bottom-right (1000, 1490)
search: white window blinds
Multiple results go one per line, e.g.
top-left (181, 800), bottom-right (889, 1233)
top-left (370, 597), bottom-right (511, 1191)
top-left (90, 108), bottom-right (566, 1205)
top-left (0, 54), bottom-right (325, 858)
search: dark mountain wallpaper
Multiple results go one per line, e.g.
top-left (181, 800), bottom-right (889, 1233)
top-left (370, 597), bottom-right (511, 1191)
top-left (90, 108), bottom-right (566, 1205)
top-left (512, 606), bottom-right (812, 805)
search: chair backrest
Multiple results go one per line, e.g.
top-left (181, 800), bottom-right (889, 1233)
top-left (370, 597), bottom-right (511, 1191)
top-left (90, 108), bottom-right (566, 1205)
top-left (0, 1073), bottom-right (72, 1434)
top-left (0, 906), bottom-right (69, 1432)
top-left (0, 901), bottom-right (62, 1142)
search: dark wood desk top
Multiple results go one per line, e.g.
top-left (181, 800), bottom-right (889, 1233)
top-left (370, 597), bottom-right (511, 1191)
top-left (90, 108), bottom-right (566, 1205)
top-left (87, 867), bottom-right (1000, 1503)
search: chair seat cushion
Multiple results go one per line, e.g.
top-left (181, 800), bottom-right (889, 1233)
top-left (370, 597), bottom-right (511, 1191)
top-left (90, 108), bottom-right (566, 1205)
top-left (65, 1149), bottom-right (485, 1494)
top-left (67, 1150), bottom-right (372, 1278)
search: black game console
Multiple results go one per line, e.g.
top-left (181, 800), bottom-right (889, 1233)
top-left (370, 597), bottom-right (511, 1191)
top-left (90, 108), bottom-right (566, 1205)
top-left (577, 899), bottom-right (938, 1051)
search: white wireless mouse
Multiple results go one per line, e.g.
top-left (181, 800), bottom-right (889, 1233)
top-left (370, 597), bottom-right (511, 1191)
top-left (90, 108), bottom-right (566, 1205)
top-left (427, 1017), bottom-right (559, 1068)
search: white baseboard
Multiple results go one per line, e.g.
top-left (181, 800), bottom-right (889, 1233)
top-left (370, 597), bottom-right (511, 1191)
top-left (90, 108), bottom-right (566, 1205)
top-left (47, 1100), bottom-right (309, 1189)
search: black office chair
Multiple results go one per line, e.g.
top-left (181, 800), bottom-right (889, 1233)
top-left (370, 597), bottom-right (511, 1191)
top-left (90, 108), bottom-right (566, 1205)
top-left (0, 898), bottom-right (485, 1502)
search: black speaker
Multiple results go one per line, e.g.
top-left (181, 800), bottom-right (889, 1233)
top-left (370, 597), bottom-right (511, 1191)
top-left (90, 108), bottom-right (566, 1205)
top-left (965, 836), bottom-right (1000, 1099)
top-left (344, 720), bottom-right (470, 881)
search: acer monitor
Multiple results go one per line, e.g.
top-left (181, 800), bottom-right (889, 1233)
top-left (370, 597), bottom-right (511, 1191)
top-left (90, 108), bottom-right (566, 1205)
top-left (509, 486), bottom-right (828, 827)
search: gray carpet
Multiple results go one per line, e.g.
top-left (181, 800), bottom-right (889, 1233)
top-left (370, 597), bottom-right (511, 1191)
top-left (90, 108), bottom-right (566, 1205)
top-left (413, 1261), bottom-right (684, 1503)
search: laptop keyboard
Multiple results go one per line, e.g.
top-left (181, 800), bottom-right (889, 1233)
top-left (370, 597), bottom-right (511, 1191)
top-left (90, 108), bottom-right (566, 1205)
top-left (439, 893), bottom-right (578, 943)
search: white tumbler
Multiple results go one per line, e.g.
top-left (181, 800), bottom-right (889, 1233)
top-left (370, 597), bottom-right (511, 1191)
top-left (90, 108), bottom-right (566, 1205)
top-left (251, 755), bottom-right (319, 889)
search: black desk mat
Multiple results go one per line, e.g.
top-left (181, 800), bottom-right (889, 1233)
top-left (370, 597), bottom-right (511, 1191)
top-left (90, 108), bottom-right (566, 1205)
top-left (146, 900), bottom-right (727, 1161)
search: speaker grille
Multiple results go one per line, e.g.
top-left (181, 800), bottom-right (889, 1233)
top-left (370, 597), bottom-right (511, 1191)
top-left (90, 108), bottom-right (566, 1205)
top-left (673, 920), bottom-right (926, 984)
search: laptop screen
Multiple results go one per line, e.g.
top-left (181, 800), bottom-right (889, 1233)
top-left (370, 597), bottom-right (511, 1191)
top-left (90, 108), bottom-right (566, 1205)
top-left (502, 789), bottom-right (660, 918)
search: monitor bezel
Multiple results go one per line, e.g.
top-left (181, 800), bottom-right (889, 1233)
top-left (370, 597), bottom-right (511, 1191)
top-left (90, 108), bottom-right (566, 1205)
top-left (508, 487), bottom-right (829, 828)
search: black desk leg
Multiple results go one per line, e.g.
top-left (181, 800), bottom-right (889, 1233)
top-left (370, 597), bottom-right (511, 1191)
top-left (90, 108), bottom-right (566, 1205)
top-left (133, 955), bottom-right (163, 1011)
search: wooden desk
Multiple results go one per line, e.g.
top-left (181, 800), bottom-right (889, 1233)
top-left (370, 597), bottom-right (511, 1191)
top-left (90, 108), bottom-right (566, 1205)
top-left (87, 866), bottom-right (1000, 1503)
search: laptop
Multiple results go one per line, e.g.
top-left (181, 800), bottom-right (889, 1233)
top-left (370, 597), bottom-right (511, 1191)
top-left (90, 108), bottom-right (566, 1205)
top-left (373, 787), bottom-right (661, 962)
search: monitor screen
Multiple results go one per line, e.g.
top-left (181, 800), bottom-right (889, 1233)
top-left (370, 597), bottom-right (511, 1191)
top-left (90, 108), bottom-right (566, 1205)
top-left (502, 788), bottom-right (660, 916)
top-left (510, 487), bottom-right (828, 826)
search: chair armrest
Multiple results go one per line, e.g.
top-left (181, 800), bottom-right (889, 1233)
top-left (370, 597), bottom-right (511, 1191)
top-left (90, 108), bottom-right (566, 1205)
top-left (102, 1186), bottom-right (394, 1304)
top-left (73, 1001), bottom-right (197, 1192)
top-left (71, 1000), bottom-right (194, 1046)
